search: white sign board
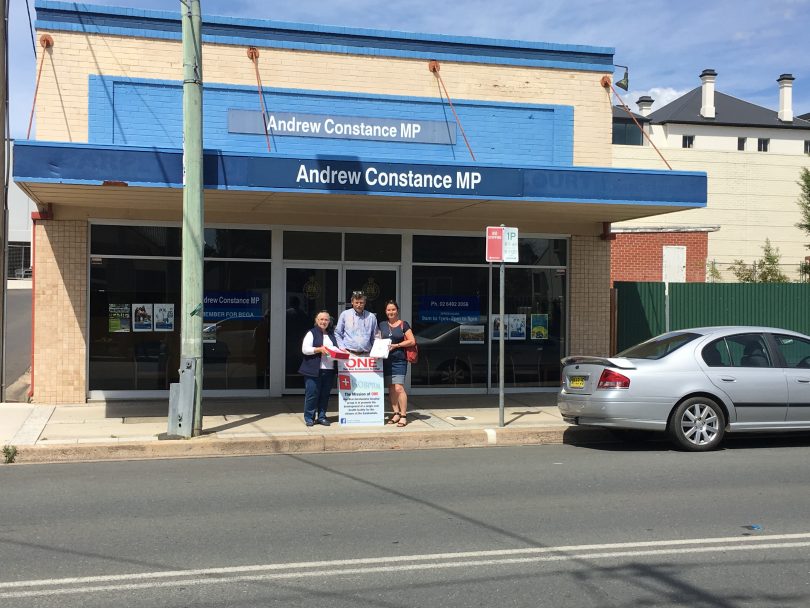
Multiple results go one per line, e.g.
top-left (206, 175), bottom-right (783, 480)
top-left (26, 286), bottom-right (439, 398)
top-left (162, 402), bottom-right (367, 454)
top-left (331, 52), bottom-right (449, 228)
top-left (485, 226), bottom-right (519, 263)
top-left (337, 357), bottom-right (385, 426)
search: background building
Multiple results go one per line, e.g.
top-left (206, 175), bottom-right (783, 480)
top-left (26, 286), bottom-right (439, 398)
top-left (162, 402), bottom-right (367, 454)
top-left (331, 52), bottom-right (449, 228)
top-left (612, 70), bottom-right (810, 283)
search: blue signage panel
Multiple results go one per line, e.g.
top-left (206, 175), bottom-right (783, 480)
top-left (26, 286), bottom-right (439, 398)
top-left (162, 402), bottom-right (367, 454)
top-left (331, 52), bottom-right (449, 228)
top-left (228, 109), bottom-right (457, 145)
top-left (203, 291), bottom-right (263, 321)
top-left (13, 143), bottom-right (707, 208)
top-left (238, 157), bottom-right (525, 198)
top-left (418, 296), bottom-right (481, 323)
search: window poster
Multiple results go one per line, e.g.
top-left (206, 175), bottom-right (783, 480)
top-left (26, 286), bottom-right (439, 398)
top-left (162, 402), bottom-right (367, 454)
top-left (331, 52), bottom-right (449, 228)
top-left (508, 314), bottom-right (527, 340)
top-left (154, 303), bottom-right (175, 332)
top-left (491, 315), bottom-right (502, 340)
top-left (132, 303), bottom-right (153, 332)
top-left (108, 304), bottom-right (131, 333)
top-left (531, 314), bottom-right (549, 340)
top-left (459, 324), bottom-right (485, 344)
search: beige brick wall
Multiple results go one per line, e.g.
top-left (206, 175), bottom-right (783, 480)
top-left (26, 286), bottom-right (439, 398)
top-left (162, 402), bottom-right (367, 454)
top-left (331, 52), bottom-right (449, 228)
top-left (568, 234), bottom-right (611, 356)
top-left (613, 145), bottom-right (810, 280)
top-left (34, 31), bottom-right (612, 166)
top-left (33, 220), bottom-right (87, 403)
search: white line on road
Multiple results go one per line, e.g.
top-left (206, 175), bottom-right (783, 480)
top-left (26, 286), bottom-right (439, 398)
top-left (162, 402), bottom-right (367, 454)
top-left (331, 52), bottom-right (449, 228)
top-left (2, 533), bottom-right (809, 599)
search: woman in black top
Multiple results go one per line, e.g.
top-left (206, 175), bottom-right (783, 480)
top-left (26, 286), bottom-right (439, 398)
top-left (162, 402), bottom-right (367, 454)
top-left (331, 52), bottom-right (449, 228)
top-left (379, 300), bottom-right (416, 427)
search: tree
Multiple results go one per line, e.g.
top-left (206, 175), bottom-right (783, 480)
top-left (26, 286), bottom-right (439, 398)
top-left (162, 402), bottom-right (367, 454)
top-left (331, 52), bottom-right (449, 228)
top-left (798, 168), bottom-right (810, 282)
top-left (797, 167), bottom-right (810, 245)
top-left (729, 239), bottom-right (789, 283)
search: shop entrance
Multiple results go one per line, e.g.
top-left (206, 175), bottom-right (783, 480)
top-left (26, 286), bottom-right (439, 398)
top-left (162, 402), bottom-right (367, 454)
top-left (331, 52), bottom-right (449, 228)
top-left (284, 265), bottom-right (398, 390)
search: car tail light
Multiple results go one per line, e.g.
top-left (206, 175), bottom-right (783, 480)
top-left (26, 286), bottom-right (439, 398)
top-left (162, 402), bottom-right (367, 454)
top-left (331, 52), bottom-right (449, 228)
top-left (597, 369), bottom-right (630, 389)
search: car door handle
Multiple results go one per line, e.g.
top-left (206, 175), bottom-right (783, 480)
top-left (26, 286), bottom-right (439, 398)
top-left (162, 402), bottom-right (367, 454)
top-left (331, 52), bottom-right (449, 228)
top-left (797, 378), bottom-right (810, 384)
top-left (719, 376), bottom-right (736, 382)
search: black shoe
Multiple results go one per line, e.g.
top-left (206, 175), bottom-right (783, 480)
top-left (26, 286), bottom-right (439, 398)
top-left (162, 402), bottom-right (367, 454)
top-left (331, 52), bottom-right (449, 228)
top-left (318, 418), bottom-right (331, 426)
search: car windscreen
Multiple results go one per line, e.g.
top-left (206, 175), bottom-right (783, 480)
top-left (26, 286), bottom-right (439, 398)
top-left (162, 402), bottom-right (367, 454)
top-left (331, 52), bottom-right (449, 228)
top-left (617, 332), bottom-right (701, 360)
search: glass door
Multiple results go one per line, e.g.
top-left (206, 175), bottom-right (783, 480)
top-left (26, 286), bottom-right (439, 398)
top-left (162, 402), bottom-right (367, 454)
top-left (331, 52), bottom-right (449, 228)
top-left (343, 266), bottom-right (399, 321)
top-left (284, 265), bottom-right (398, 390)
top-left (284, 266), bottom-right (339, 389)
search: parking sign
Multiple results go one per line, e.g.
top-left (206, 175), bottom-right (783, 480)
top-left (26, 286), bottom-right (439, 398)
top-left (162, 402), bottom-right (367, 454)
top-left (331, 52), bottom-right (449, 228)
top-left (485, 226), bottom-right (519, 262)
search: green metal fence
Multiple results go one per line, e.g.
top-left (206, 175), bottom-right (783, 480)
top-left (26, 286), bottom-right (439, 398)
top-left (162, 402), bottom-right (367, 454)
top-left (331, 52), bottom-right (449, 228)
top-left (614, 282), bottom-right (810, 352)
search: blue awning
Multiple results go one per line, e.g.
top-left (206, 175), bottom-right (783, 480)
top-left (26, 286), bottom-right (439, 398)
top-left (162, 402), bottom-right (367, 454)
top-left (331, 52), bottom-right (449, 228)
top-left (13, 141), bottom-right (706, 209)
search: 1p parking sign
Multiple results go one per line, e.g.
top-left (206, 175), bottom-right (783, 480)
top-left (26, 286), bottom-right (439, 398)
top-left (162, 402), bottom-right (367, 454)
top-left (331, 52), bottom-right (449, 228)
top-left (485, 226), bottom-right (519, 263)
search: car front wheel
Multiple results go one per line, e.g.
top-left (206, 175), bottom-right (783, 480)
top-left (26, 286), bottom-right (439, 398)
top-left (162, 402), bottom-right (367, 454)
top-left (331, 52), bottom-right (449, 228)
top-left (668, 397), bottom-right (726, 451)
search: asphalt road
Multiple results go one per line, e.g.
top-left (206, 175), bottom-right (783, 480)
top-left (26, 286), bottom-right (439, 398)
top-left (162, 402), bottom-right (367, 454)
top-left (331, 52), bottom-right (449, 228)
top-left (2, 437), bottom-right (810, 607)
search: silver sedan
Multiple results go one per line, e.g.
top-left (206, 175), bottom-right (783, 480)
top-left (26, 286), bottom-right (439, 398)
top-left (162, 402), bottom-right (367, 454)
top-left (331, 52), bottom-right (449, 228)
top-left (558, 326), bottom-right (810, 451)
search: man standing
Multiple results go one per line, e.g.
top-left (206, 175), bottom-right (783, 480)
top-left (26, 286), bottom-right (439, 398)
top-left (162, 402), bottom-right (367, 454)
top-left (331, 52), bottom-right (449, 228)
top-left (335, 291), bottom-right (378, 355)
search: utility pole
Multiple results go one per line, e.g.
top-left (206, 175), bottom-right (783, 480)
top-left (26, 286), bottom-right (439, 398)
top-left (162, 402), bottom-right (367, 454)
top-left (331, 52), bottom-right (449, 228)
top-left (0, 0), bottom-right (8, 403)
top-left (180, 0), bottom-right (204, 436)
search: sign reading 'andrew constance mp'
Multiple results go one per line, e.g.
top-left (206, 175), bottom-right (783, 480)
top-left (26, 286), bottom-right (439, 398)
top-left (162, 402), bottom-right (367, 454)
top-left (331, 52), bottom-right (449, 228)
top-left (228, 109), bottom-right (457, 145)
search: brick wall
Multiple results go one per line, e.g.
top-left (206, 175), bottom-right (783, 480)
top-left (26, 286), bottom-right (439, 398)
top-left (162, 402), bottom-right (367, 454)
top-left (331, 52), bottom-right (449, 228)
top-left (32, 220), bottom-right (87, 403)
top-left (569, 235), bottom-right (610, 356)
top-left (610, 232), bottom-right (709, 284)
top-left (35, 32), bottom-right (612, 167)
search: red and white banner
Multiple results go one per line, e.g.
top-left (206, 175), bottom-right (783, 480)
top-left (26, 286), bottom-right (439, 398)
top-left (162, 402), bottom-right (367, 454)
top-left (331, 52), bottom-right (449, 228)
top-left (337, 357), bottom-right (384, 426)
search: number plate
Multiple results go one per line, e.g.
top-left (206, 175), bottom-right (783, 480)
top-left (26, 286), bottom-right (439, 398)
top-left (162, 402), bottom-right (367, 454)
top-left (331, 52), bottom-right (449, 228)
top-left (568, 375), bottom-right (586, 389)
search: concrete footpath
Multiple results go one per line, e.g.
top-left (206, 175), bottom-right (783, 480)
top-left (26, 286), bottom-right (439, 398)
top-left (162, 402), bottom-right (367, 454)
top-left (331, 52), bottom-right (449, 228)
top-left (0, 393), bottom-right (607, 464)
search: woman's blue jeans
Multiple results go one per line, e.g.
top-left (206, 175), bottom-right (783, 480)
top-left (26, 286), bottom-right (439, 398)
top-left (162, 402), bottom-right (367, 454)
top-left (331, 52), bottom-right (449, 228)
top-left (304, 370), bottom-right (336, 423)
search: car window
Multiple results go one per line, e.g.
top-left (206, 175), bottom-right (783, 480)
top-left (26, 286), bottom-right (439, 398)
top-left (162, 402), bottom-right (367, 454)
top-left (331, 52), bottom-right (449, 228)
top-left (773, 334), bottom-right (810, 369)
top-left (617, 332), bottom-right (700, 360)
top-left (724, 333), bottom-right (772, 368)
top-left (701, 338), bottom-right (732, 367)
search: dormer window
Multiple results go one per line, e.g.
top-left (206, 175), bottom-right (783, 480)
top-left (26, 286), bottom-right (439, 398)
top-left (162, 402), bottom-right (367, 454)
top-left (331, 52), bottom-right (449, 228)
top-left (682, 135), bottom-right (695, 149)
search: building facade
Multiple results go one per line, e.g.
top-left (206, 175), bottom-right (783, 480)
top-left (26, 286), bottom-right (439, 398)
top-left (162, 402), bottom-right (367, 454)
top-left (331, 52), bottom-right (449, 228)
top-left (613, 70), bottom-right (810, 282)
top-left (14, 1), bottom-right (705, 404)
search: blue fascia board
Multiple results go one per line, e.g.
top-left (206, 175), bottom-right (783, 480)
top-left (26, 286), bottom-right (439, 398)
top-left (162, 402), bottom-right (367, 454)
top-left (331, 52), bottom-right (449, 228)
top-left (35, 1), bottom-right (614, 71)
top-left (14, 141), bottom-right (706, 208)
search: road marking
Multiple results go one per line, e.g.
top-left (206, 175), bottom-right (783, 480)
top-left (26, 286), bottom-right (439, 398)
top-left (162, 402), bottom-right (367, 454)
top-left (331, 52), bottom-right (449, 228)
top-left (2, 532), bottom-right (809, 598)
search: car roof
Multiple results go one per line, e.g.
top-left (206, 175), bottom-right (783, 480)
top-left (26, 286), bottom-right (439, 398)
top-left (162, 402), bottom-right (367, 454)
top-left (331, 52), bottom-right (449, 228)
top-left (663, 326), bottom-right (809, 338)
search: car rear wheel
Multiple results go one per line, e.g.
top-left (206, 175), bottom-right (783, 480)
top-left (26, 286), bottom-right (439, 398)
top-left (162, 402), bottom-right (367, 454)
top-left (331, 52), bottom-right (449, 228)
top-left (668, 397), bottom-right (725, 451)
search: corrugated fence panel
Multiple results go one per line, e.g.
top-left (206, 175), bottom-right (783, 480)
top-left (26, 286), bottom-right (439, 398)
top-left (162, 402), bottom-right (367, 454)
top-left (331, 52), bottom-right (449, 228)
top-left (614, 282), bottom-right (666, 351)
top-left (670, 283), bottom-right (810, 334)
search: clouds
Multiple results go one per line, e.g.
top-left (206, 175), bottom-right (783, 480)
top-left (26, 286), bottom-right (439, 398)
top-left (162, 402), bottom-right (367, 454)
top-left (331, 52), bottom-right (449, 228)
top-left (9, 0), bottom-right (810, 138)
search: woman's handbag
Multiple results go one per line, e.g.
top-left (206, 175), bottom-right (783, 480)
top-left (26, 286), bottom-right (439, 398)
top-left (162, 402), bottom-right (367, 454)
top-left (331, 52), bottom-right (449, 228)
top-left (404, 338), bottom-right (419, 364)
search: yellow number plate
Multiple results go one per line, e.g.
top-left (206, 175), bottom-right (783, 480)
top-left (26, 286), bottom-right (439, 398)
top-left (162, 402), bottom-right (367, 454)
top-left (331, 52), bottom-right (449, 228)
top-left (569, 376), bottom-right (586, 389)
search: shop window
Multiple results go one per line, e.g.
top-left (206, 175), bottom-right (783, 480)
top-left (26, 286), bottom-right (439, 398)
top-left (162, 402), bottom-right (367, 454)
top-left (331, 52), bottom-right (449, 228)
top-left (413, 235), bottom-right (485, 265)
top-left (345, 233), bottom-right (401, 262)
top-left (91, 225), bottom-right (181, 257)
top-left (517, 238), bottom-right (568, 266)
top-left (204, 228), bottom-right (271, 259)
top-left (89, 258), bottom-right (272, 391)
top-left (682, 135), bottom-right (694, 149)
top-left (283, 231), bottom-right (341, 260)
top-left (491, 268), bottom-right (566, 387)
top-left (410, 265), bottom-right (490, 388)
top-left (758, 138), bottom-right (769, 152)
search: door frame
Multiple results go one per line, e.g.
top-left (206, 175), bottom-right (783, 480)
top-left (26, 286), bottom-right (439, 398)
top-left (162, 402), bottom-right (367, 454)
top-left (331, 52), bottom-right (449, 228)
top-left (282, 261), bottom-right (400, 393)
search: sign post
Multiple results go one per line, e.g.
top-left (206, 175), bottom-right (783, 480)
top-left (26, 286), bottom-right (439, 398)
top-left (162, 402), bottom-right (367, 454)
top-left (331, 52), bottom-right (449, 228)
top-left (486, 226), bottom-right (519, 427)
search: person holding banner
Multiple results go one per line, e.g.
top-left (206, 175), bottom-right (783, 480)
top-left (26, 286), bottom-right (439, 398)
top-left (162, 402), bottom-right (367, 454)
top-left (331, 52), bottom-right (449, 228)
top-left (299, 311), bottom-right (337, 427)
top-left (379, 300), bottom-right (416, 427)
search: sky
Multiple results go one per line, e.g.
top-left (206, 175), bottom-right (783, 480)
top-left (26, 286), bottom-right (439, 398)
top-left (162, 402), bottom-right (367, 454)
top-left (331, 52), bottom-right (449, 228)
top-left (8, 0), bottom-right (810, 139)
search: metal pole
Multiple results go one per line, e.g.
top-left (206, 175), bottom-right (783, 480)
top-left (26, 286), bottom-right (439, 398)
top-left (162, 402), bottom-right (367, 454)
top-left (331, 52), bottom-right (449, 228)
top-left (181, 0), bottom-right (204, 436)
top-left (498, 261), bottom-right (505, 427)
top-left (0, 0), bottom-right (7, 403)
